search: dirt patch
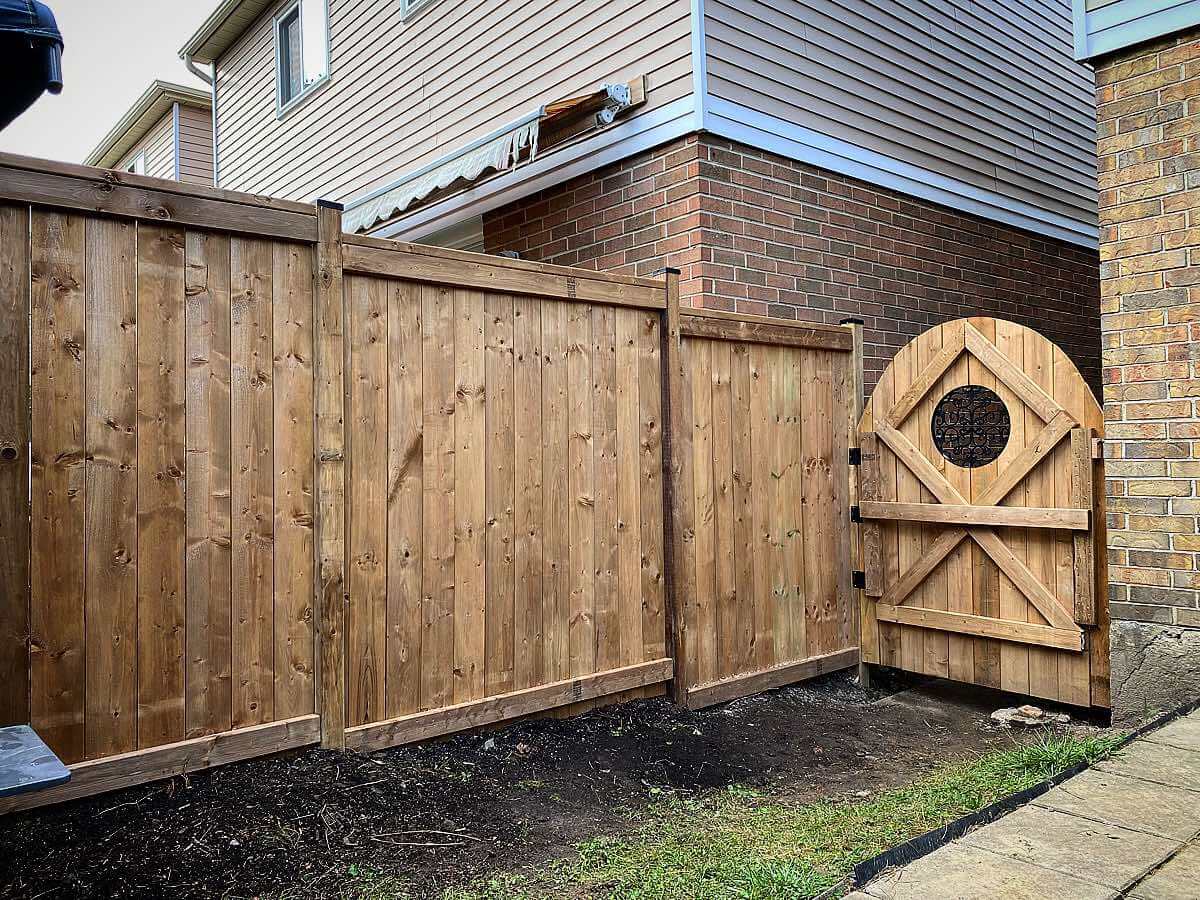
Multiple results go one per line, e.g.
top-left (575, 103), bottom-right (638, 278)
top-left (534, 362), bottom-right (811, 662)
top-left (0, 673), bottom-right (1097, 899)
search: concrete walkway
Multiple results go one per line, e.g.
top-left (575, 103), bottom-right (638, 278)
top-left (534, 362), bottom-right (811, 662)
top-left (849, 709), bottom-right (1200, 899)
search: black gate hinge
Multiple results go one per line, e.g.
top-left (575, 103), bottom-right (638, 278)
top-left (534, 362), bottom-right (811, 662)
top-left (852, 571), bottom-right (866, 589)
top-left (849, 447), bottom-right (862, 466)
top-left (850, 505), bottom-right (862, 523)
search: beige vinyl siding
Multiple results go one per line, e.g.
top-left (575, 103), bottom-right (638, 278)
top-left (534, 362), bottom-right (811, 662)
top-left (213, 0), bottom-right (693, 202)
top-left (704, 0), bottom-right (1098, 228)
top-left (177, 104), bottom-right (215, 185)
top-left (117, 112), bottom-right (175, 180)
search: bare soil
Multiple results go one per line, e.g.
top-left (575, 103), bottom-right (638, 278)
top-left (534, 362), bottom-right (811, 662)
top-left (0, 672), bottom-right (1095, 899)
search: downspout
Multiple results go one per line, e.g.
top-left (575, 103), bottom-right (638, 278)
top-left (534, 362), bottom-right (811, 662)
top-left (184, 54), bottom-right (219, 188)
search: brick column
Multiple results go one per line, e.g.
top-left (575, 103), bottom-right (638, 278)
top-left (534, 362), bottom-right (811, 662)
top-left (1096, 27), bottom-right (1200, 722)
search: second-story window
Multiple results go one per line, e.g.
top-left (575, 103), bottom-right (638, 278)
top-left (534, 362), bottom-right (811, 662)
top-left (276, 0), bottom-right (328, 114)
top-left (127, 153), bottom-right (145, 175)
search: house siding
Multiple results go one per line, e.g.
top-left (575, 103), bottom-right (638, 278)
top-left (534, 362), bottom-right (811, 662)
top-left (177, 104), bottom-right (215, 185)
top-left (484, 134), bottom-right (1102, 394)
top-left (113, 105), bottom-right (215, 185)
top-left (117, 112), bottom-right (175, 180)
top-left (212, 0), bottom-right (693, 203)
top-left (703, 0), bottom-right (1099, 233)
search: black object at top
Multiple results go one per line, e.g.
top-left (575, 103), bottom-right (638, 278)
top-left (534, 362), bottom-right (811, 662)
top-left (0, 0), bottom-right (63, 131)
top-left (0, 0), bottom-right (62, 44)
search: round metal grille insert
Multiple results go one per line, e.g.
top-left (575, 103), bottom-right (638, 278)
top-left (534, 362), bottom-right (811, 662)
top-left (930, 385), bottom-right (1010, 469)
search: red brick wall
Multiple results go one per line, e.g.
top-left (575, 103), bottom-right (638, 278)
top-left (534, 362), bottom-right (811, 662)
top-left (484, 135), bottom-right (1102, 393)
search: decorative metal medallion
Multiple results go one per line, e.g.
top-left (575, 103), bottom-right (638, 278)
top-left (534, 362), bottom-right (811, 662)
top-left (930, 385), bottom-right (1011, 469)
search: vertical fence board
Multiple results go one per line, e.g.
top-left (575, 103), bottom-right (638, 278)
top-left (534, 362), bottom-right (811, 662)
top-left (314, 204), bottom-right (346, 748)
top-left (273, 241), bottom-right (315, 718)
top-left (711, 342), bottom-right (736, 679)
top-left (0, 204), bottom-right (30, 729)
top-left (592, 305), bottom-right (619, 674)
top-left (421, 285), bottom-right (455, 710)
top-left (136, 223), bottom-right (187, 748)
top-left (513, 297), bottom-right (544, 690)
top-left (541, 301), bottom-right (569, 684)
top-left (566, 303), bottom-right (595, 679)
top-left (453, 289), bottom-right (486, 703)
top-left (84, 217), bottom-right (138, 757)
top-left (184, 230), bottom-right (233, 739)
top-left (30, 210), bottom-right (86, 761)
top-left (638, 311), bottom-right (665, 662)
top-left (730, 344), bottom-right (755, 676)
top-left (484, 293), bottom-right (515, 697)
top-left (347, 275), bottom-right (387, 725)
top-left (615, 310), bottom-right (643, 670)
top-left (230, 237), bottom-right (275, 728)
top-left (386, 280), bottom-right (423, 717)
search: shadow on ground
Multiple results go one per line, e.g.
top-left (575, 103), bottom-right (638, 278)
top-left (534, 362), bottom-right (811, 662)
top-left (0, 672), bottom-right (1090, 898)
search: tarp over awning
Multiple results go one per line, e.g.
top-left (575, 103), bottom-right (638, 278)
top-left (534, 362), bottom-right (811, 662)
top-left (342, 83), bottom-right (634, 234)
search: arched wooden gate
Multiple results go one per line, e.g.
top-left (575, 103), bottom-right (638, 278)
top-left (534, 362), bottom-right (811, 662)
top-left (858, 318), bottom-right (1109, 708)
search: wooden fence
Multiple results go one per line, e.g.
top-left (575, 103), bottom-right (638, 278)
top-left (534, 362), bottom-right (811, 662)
top-left (0, 153), bottom-right (862, 812)
top-left (667, 310), bottom-right (860, 707)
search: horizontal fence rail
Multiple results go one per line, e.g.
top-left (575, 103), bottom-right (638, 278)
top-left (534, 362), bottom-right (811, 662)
top-left (0, 155), bottom-right (861, 813)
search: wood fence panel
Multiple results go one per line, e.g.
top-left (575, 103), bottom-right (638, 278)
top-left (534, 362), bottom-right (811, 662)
top-left (10, 200), bottom-right (319, 766)
top-left (673, 312), bottom-right (859, 708)
top-left (341, 253), bottom-right (673, 752)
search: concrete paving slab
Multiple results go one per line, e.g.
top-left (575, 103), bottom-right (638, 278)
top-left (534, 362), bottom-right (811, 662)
top-left (1095, 740), bottom-right (1200, 793)
top-left (1032, 767), bottom-right (1200, 841)
top-left (1142, 712), bottom-right (1200, 753)
top-left (859, 843), bottom-right (1117, 900)
top-left (957, 805), bottom-right (1180, 889)
top-left (1128, 841), bottom-right (1200, 900)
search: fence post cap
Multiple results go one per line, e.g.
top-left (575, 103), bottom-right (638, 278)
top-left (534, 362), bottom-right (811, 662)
top-left (840, 317), bottom-right (865, 326)
top-left (316, 199), bottom-right (345, 211)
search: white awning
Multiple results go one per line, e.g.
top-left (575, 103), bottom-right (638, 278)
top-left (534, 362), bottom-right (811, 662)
top-left (342, 83), bottom-right (637, 234)
top-left (344, 111), bottom-right (541, 234)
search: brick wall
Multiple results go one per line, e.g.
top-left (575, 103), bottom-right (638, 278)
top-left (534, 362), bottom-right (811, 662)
top-left (1096, 27), bottom-right (1200, 631)
top-left (485, 135), bottom-right (1102, 394)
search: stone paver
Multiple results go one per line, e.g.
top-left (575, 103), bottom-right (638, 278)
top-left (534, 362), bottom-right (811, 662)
top-left (1129, 841), bottom-right (1200, 900)
top-left (854, 709), bottom-right (1200, 900)
top-left (1033, 768), bottom-right (1200, 841)
top-left (859, 843), bottom-right (1116, 900)
top-left (1094, 739), bottom-right (1200, 792)
top-left (1142, 714), bottom-right (1200, 753)
top-left (957, 804), bottom-right (1180, 889)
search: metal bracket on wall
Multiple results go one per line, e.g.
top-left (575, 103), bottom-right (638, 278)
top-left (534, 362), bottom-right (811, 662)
top-left (849, 447), bottom-right (862, 466)
top-left (852, 571), bottom-right (866, 590)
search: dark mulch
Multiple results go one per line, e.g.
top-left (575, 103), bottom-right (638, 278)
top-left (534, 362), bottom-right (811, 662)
top-left (0, 671), bottom-right (1058, 899)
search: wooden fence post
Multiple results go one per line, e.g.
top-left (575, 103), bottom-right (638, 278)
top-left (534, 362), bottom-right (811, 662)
top-left (659, 268), bottom-right (690, 705)
top-left (841, 317), bottom-right (870, 690)
top-left (314, 201), bottom-right (347, 749)
top-left (0, 204), bottom-right (30, 727)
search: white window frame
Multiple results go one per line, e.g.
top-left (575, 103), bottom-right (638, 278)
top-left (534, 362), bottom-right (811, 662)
top-left (274, 0), bottom-right (330, 118)
top-left (127, 152), bottom-right (145, 176)
top-left (400, 0), bottom-right (436, 18)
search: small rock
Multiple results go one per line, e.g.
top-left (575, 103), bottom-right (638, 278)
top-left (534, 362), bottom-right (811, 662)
top-left (991, 705), bottom-right (1070, 727)
top-left (482, 737), bottom-right (497, 751)
top-left (854, 790), bottom-right (870, 798)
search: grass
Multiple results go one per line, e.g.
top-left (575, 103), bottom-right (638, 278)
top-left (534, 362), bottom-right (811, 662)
top-left (442, 732), bottom-right (1122, 900)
